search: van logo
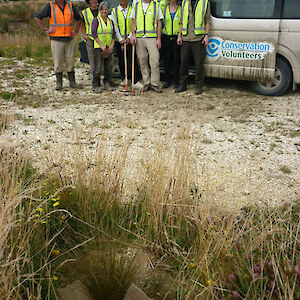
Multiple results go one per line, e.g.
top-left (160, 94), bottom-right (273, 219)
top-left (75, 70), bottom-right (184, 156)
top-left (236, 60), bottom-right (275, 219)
top-left (206, 37), bottom-right (275, 60)
top-left (206, 38), bottom-right (221, 58)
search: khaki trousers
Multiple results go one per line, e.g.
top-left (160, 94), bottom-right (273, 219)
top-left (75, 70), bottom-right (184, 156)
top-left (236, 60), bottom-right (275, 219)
top-left (136, 37), bottom-right (160, 87)
top-left (51, 39), bottom-right (75, 73)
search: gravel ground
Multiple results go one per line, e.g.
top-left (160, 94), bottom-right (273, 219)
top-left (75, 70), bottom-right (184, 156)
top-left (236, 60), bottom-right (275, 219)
top-left (0, 57), bottom-right (299, 208)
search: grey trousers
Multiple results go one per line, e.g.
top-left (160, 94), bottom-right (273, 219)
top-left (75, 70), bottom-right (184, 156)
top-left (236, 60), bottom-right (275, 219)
top-left (179, 40), bottom-right (206, 87)
top-left (86, 38), bottom-right (96, 75)
top-left (94, 48), bottom-right (112, 84)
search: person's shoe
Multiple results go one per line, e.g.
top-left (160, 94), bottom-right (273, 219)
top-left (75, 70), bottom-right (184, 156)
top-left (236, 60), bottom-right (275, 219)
top-left (195, 86), bottom-right (203, 95)
top-left (142, 84), bottom-right (151, 92)
top-left (174, 82), bottom-right (179, 89)
top-left (104, 81), bottom-right (111, 90)
top-left (55, 72), bottom-right (63, 91)
top-left (121, 79), bottom-right (131, 87)
top-left (163, 81), bottom-right (170, 88)
top-left (92, 87), bottom-right (102, 93)
top-left (67, 71), bottom-right (82, 88)
top-left (151, 85), bottom-right (162, 93)
top-left (133, 81), bottom-right (143, 89)
top-left (175, 84), bottom-right (187, 93)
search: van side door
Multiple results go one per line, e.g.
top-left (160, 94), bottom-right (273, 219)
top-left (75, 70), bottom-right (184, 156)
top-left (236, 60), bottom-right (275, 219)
top-left (205, 0), bottom-right (282, 82)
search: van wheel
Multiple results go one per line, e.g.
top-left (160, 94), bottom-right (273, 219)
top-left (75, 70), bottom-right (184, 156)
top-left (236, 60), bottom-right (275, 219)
top-left (250, 58), bottom-right (292, 96)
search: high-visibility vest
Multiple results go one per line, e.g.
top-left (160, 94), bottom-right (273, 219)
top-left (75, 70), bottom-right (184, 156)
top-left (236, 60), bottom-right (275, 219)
top-left (82, 7), bottom-right (100, 40)
top-left (112, 5), bottom-right (132, 39)
top-left (158, 0), bottom-right (167, 11)
top-left (49, 1), bottom-right (73, 37)
top-left (134, 1), bottom-right (160, 38)
top-left (94, 16), bottom-right (113, 48)
top-left (162, 5), bottom-right (181, 36)
top-left (181, 0), bottom-right (208, 36)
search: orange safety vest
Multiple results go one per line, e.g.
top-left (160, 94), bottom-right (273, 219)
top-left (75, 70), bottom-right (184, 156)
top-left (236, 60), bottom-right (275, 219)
top-left (49, 1), bottom-right (73, 37)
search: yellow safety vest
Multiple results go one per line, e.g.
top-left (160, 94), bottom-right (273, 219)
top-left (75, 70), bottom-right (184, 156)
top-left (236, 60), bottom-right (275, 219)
top-left (112, 5), bottom-right (132, 39)
top-left (162, 5), bottom-right (181, 36)
top-left (181, 0), bottom-right (208, 35)
top-left (134, 1), bottom-right (160, 38)
top-left (159, 0), bottom-right (167, 11)
top-left (82, 7), bottom-right (100, 39)
top-left (94, 16), bottom-right (113, 48)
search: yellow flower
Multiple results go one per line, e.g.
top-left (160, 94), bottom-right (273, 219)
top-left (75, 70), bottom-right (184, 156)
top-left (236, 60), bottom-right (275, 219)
top-left (53, 201), bottom-right (60, 207)
top-left (206, 280), bottom-right (211, 285)
top-left (35, 214), bottom-right (40, 218)
top-left (41, 221), bottom-right (47, 224)
top-left (190, 263), bottom-right (195, 268)
top-left (37, 207), bottom-right (43, 212)
top-left (52, 275), bottom-right (58, 281)
top-left (51, 250), bottom-right (60, 256)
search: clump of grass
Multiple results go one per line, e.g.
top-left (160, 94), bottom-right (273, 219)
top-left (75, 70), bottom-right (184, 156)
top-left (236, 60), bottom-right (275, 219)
top-left (279, 165), bottom-right (292, 174)
top-left (70, 239), bottom-right (146, 300)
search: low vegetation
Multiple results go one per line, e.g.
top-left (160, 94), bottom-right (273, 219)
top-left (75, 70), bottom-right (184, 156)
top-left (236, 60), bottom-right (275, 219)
top-left (0, 110), bottom-right (299, 299)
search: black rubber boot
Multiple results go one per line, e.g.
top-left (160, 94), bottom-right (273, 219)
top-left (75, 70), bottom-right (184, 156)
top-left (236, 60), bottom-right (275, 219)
top-left (67, 71), bottom-right (81, 88)
top-left (92, 75), bottom-right (101, 93)
top-left (55, 72), bottom-right (63, 90)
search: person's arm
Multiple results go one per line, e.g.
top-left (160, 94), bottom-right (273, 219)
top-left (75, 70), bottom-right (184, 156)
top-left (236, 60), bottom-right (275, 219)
top-left (108, 20), bottom-right (116, 54)
top-left (34, 3), bottom-right (55, 34)
top-left (131, 18), bottom-right (136, 45)
top-left (111, 10), bottom-right (123, 43)
top-left (156, 19), bottom-right (162, 50)
top-left (72, 20), bottom-right (81, 38)
top-left (81, 20), bottom-right (88, 40)
top-left (202, 23), bottom-right (209, 46)
top-left (177, 23), bottom-right (182, 45)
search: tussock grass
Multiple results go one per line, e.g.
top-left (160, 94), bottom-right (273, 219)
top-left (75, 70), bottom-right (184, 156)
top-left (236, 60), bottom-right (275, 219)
top-left (0, 119), bottom-right (299, 299)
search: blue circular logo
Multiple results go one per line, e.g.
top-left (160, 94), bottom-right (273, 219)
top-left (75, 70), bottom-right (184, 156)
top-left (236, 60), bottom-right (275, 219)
top-left (206, 38), bottom-right (221, 58)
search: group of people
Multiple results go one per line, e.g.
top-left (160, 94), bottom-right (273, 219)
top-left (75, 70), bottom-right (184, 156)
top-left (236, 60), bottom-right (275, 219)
top-left (34, 0), bottom-right (210, 95)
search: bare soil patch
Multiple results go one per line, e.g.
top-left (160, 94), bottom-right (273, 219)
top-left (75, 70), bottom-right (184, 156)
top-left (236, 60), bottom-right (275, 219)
top-left (0, 57), bottom-right (299, 207)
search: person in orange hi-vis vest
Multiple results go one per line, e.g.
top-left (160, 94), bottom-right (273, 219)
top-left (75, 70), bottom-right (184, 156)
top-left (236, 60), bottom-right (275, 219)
top-left (35, 0), bottom-right (82, 90)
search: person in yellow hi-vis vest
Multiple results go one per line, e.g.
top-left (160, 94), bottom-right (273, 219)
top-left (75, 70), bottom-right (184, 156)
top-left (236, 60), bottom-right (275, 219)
top-left (91, 2), bottom-right (115, 92)
top-left (81, 0), bottom-right (101, 83)
top-left (161, 0), bottom-right (181, 89)
top-left (176, 0), bottom-right (210, 95)
top-left (130, 0), bottom-right (164, 93)
top-left (110, 0), bottom-right (142, 88)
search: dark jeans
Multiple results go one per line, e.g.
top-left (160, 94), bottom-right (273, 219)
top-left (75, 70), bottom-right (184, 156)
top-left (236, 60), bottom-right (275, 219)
top-left (115, 41), bottom-right (141, 83)
top-left (162, 34), bottom-right (180, 84)
top-left (94, 48), bottom-right (112, 87)
top-left (179, 40), bottom-right (206, 87)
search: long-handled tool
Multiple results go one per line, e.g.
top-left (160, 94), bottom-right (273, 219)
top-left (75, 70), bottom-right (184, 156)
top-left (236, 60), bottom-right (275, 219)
top-left (131, 44), bottom-right (135, 95)
top-left (124, 43), bottom-right (128, 92)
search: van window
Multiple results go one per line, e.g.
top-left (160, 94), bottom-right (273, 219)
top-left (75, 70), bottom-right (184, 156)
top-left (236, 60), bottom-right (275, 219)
top-left (211, 0), bottom-right (276, 19)
top-left (282, 0), bottom-right (300, 18)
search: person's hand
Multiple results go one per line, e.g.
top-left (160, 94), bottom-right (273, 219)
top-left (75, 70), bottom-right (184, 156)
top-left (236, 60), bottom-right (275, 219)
top-left (44, 27), bottom-right (55, 34)
top-left (83, 33), bottom-right (88, 41)
top-left (120, 39), bottom-right (126, 45)
top-left (107, 45), bottom-right (114, 55)
top-left (156, 38), bottom-right (161, 50)
top-left (101, 45), bottom-right (106, 52)
top-left (131, 35), bottom-right (136, 45)
top-left (202, 35), bottom-right (209, 46)
top-left (177, 35), bottom-right (182, 46)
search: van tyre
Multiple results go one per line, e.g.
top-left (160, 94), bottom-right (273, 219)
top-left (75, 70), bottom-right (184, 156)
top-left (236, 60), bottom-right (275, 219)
top-left (250, 57), bottom-right (292, 96)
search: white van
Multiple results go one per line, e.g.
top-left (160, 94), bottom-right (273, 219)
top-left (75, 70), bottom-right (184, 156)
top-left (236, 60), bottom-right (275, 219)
top-left (205, 0), bottom-right (300, 96)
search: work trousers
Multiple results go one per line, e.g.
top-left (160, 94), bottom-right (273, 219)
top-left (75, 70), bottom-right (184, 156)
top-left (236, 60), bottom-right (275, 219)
top-left (136, 37), bottom-right (160, 87)
top-left (51, 39), bottom-right (75, 73)
top-left (179, 40), bottom-right (206, 87)
top-left (86, 38), bottom-right (96, 75)
top-left (162, 35), bottom-right (180, 84)
top-left (94, 48), bottom-right (112, 85)
top-left (115, 41), bottom-right (141, 83)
